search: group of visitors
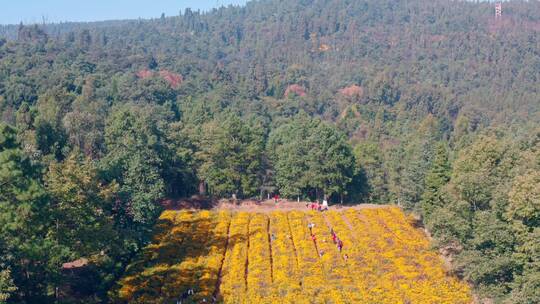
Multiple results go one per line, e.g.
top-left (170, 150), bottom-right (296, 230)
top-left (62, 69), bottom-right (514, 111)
top-left (330, 228), bottom-right (344, 253)
top-left (270, 194), bottom-right (331, 212)
top-left (306, 198), bottom-right (329, 211)
top-left (307, 223), bottom-right (346, 258)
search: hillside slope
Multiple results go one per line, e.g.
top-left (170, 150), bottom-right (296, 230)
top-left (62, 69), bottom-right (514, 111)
top-left (0, 0), bottom-right (539, 303)
top-left (115, 207), bottom-right (472, 303)
top-left (1, 0), bottom-right (539, 128)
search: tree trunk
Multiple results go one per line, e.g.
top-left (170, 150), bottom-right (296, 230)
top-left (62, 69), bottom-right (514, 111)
top-left (198, 181), bottom-right (206, 195)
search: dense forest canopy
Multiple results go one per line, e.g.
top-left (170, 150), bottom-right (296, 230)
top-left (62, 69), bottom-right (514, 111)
top-left (0, 0), bottom-right (539, 303)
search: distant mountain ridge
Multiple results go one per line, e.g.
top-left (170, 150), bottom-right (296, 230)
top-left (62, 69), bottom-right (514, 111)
top-left (1, 0), bottom-right (538, 127)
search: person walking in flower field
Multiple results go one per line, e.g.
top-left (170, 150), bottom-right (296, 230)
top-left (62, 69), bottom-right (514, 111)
top-left (337, 239), bottom-right (344, 252)
top-left (329, 227), bottom-right (336, 241)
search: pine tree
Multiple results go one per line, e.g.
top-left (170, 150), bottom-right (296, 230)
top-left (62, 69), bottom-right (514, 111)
top-left (421, 142), bottom-right (451, 216)
top-left (0, 123), bottom-right (49, 301)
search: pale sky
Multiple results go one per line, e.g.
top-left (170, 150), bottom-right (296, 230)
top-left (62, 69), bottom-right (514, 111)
top-left (0, 0), bottom-right (249, 25)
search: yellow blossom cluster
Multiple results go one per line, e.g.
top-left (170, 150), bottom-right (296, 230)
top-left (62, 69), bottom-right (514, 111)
top-left (116, 207), bottom-right (472, 304)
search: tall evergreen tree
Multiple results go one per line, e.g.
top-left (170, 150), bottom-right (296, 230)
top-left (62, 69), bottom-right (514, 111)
top-left (0, 123), bottom-right (50, 302)
top-left (351, 142), bottom-right (387, 203)
top-left (420, 142), bottom-right (451, 216)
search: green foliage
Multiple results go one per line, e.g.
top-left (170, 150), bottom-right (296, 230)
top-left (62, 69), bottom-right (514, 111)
top-left (351, 142), bottom-right (387, 203)
top-left (0, 269), bottom-right (17, 303)
top-left (422, 131), bottom-right (540, 302)
top-left (195, 113), bottom-right (265, 198)
top-left (267, 115), bottom-right (313, 198)
top-left (268, 114), bottom-right (354, 201)
top-left (420, 142), bottom-right (450, 216)
top-left (507, 171), bottom-right (540, 229)
top-left (306, 121), bottom-right (354, 199)
top-left (0, 123), bottom-right (50, 302)
top-left (44, 153), bottom-right (126, 301)
top-left (0, 0), bottom-right (539, 301)
top-left (45, 153), bottom-right (118, 256)
top-left (101, 105), bottom-right (169, 226)
top-left (507, 228), bottom-right (540, 304)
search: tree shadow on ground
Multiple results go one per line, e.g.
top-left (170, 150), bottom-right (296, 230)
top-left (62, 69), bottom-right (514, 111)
top-left (115, 212), bottom-right (259, 304)
top-left (161, 195), bottom-right (220, 210)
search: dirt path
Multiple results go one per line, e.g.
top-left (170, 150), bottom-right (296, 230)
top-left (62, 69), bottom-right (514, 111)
top-left (266, 216), bottom-right (274, 283)
top-left (244, 216), bottom-right (251, 292)
top-left (214, 199), bottom-right (389, 213)
top-left (285, 213), bottom-right (301, 280)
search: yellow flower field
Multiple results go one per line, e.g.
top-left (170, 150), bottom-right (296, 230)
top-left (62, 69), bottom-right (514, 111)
top-left (115, 207), bottom-right (472, 303)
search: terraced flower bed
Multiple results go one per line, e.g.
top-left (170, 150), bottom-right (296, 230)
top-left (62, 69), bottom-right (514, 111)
top-left (116, 207), bottom-right (472, 304)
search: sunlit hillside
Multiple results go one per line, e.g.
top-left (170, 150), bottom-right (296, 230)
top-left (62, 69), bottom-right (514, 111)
top-left (115, 207), bottom-right (472, 303)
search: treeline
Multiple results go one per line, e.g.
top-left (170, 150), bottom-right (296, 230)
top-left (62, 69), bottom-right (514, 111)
top-left (0, 0), bottom-right (539, 302)
top-left (420, 129), bottom-right (540, 303)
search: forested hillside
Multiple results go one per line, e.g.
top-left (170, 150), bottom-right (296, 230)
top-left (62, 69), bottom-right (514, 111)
top-left (0, 0), bottom-right (539, 303)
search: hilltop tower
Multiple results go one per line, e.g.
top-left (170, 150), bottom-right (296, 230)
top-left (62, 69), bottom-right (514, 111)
top-left (495, 2), bottom-right (502, 18)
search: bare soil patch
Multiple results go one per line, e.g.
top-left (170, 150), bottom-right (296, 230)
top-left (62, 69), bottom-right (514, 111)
top-left (162, 197), bottom-right (390, 212)
top-left (203, 198), bottom-right (385, 211)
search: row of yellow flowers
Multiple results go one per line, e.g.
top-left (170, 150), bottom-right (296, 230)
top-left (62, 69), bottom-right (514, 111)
top-left (193, 210), bottom-right (231, 302)
top-left (219, 212), bottom-right (250, 303)
top-left (246, 213), bottom-right (273, 301)
top-left (324, 210), bottom-right (373, 299)
top-left (344, 208), bottom-right (412, 303)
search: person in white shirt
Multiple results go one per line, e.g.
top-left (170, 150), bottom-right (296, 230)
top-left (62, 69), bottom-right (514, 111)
top-left (322, 198), bottom-right (329, 210)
